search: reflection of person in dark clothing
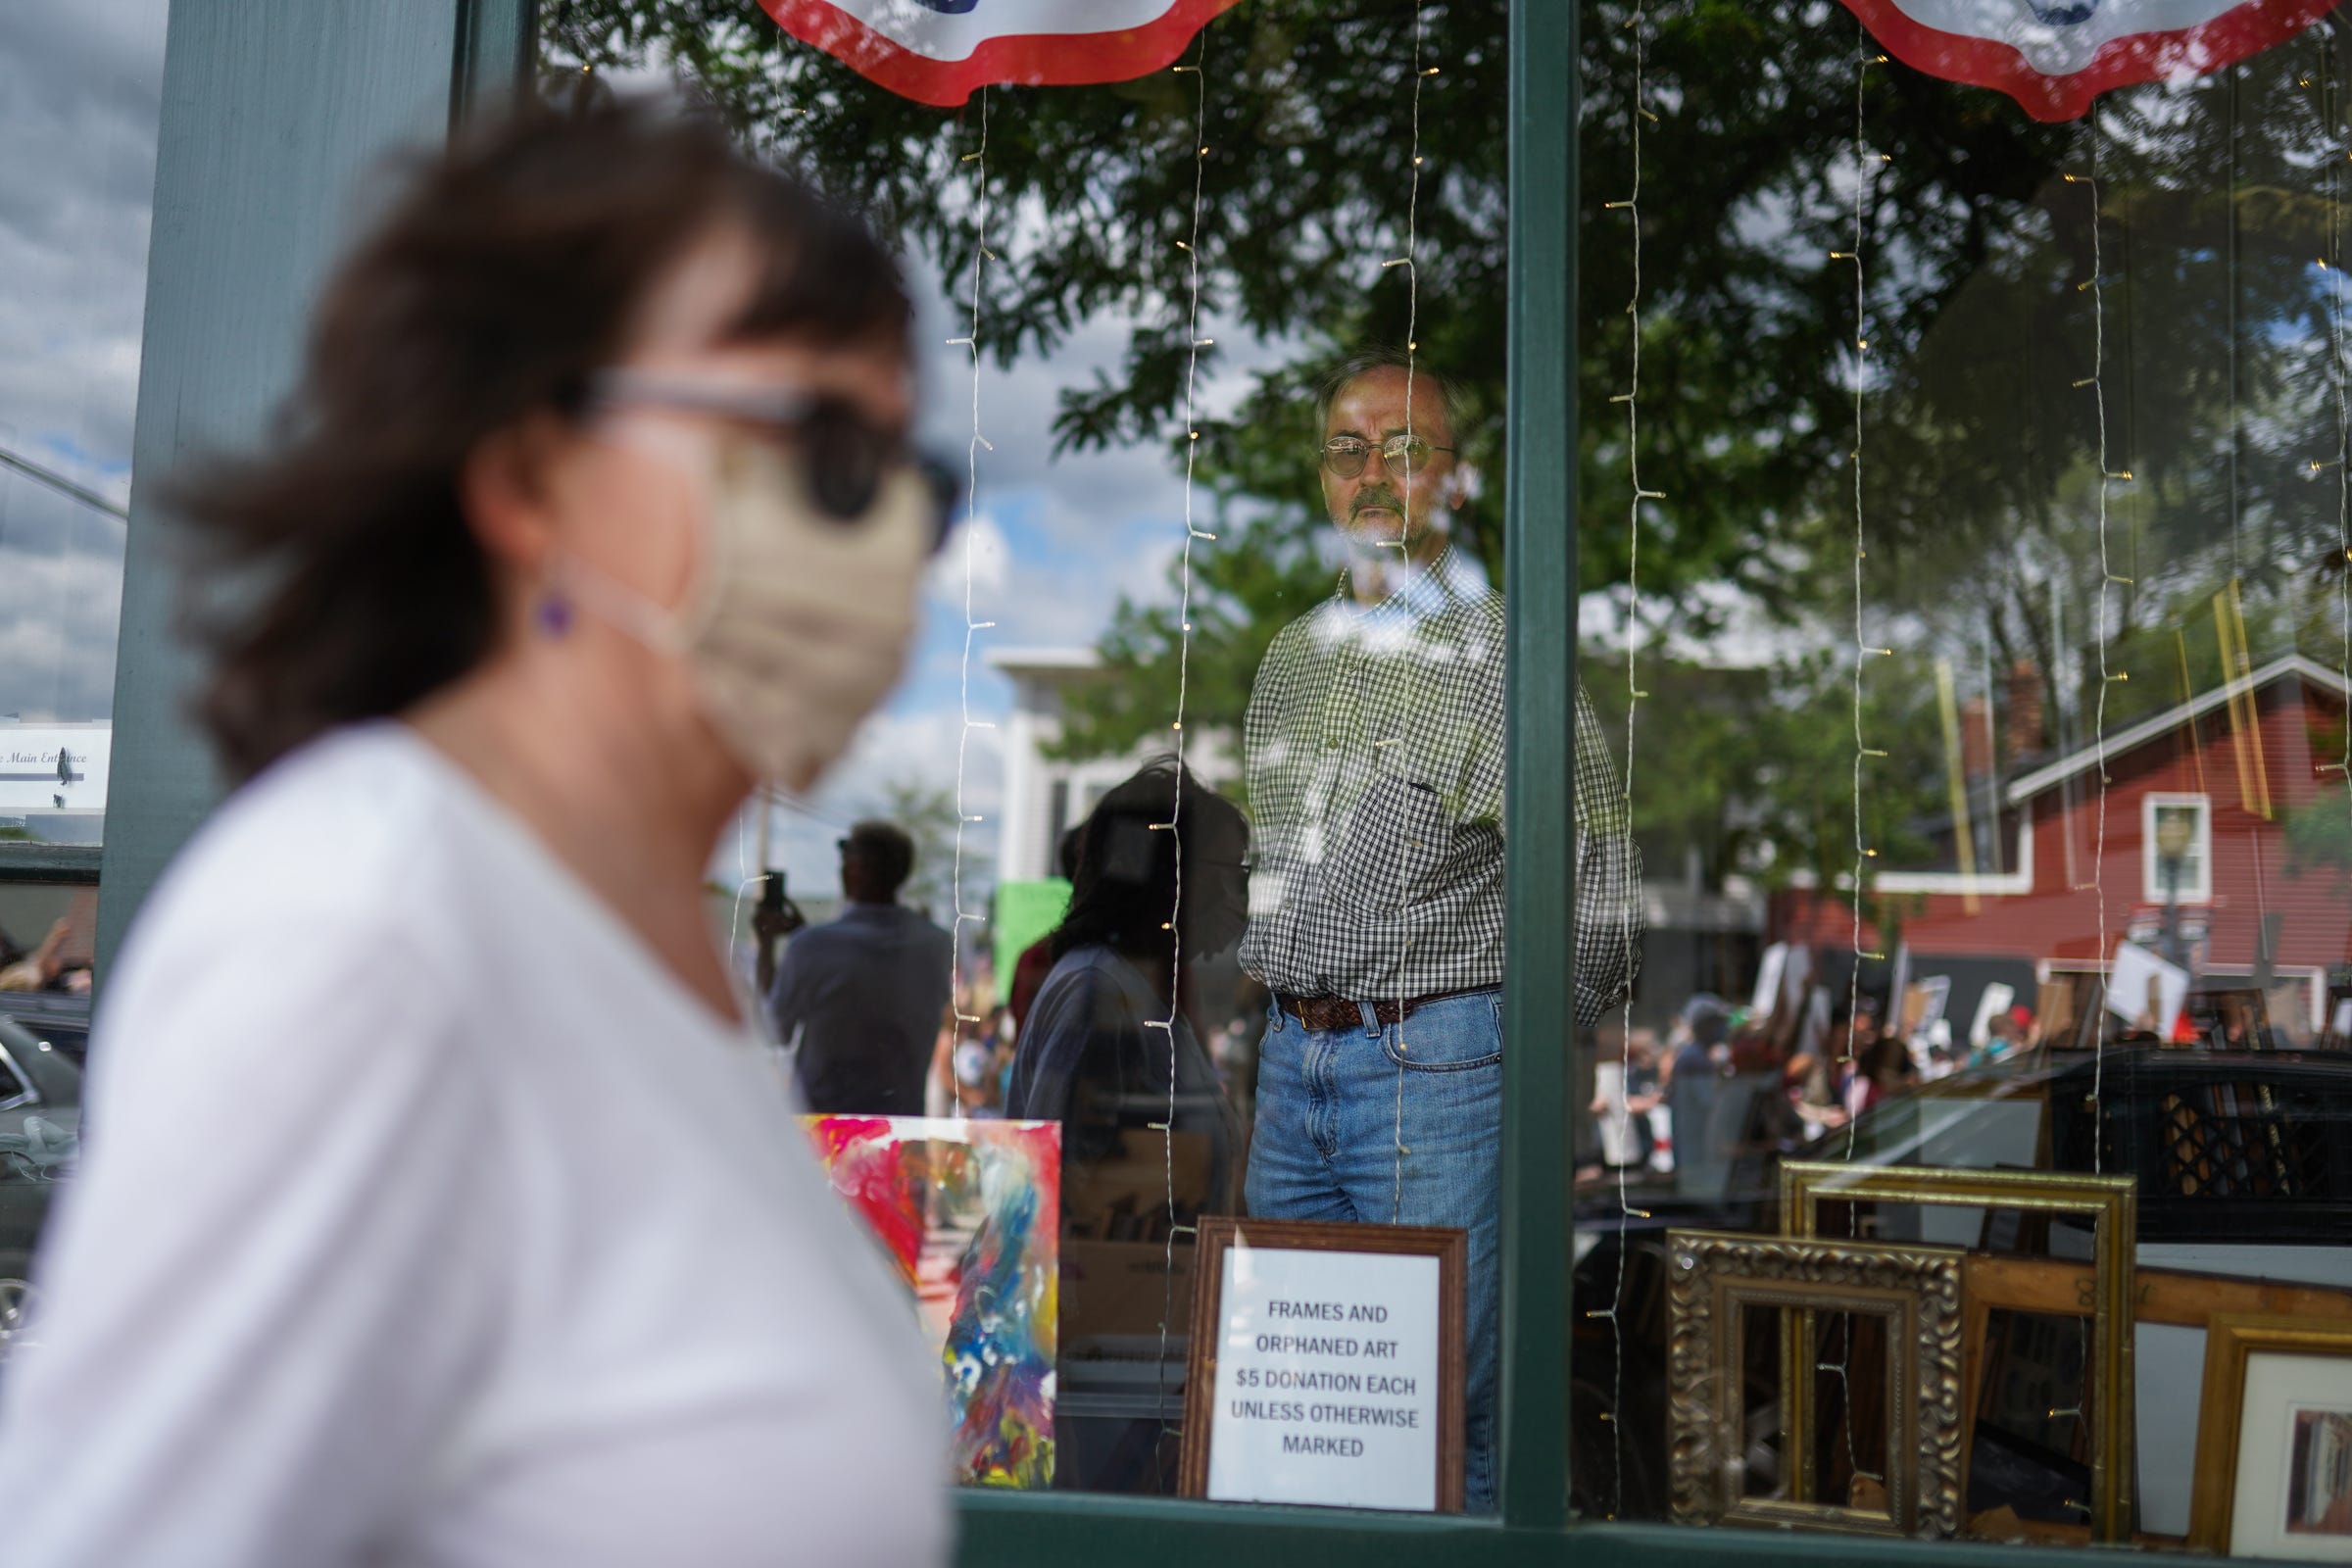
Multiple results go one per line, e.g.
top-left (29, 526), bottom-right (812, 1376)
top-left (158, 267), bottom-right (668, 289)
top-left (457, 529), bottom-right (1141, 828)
top-left (767, 820), bottom-right (954, 1114)
top-left (1003, 760), bottom-right (1248, 1493)
top-left (1664, 993), bottom-right (1729, 1089)
top-left (1006, 761), bottom-right (1248, 1217)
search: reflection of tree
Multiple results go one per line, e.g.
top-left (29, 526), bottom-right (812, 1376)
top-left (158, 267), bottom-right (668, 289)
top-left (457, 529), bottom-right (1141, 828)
top-left (2287, 713), bottom-right (2352, 875)
top-left (545, 2), bottom-right (2352, 881)
top-left (1582, 647), bottom-right (1942, 916)
top-left (543, 0), bottom-right (1514, 561)
top-left (1845, 38), bottom-right (2352, 745)
top-left (543, 0), bottom-right (1515, 765)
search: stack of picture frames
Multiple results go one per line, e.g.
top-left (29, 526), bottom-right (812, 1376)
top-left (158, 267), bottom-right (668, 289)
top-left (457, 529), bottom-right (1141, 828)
top-left (1667, 1159), bottom-right (2352, 1553)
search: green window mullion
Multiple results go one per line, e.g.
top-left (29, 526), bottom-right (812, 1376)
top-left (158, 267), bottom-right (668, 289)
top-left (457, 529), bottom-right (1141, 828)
top-left (1498, 0), bottom-right (1579, 1535)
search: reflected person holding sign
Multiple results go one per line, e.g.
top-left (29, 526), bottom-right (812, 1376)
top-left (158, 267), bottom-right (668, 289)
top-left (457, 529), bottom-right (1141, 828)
top-left (1239, 348), bottom-right (1642, 1513)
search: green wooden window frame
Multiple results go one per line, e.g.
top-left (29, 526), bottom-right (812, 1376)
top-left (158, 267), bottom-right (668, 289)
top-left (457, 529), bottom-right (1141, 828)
top-left (93, 3), bottom-right (2112, 1566)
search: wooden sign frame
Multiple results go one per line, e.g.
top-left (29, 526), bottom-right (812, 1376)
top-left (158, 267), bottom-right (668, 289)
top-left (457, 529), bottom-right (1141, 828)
top-left (1178, 1216), bottom-right (1467, 1512)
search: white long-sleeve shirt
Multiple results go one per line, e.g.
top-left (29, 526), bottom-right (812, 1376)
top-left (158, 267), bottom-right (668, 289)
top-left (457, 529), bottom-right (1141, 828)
top-left (0, 722), bottom-right (950, 1567)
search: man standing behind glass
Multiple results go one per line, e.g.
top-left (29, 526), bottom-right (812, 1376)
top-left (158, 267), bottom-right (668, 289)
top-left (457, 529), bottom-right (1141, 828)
top-left (1240, 348), bottom-right (1642, 1513)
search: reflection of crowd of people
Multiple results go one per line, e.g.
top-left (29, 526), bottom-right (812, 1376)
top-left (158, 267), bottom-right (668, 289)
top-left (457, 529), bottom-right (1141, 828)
top-left (1583, 979), bottom-right (2044, 1184)
top-left (765, 800), bottom-right (1259, 1138)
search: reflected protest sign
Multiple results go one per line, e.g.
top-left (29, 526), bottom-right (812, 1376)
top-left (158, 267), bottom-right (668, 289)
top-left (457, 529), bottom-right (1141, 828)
top-left (1180, 1217), bottom-right (1464, 1512)
top-left (2109, 938), bottom-right (2189, 1038)
top-left (760, 0), bottom-right (1246, 108)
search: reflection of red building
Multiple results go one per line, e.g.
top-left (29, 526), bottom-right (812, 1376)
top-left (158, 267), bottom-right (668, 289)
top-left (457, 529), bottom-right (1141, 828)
top-left (1775, 656), bottom-right (2352, 1029)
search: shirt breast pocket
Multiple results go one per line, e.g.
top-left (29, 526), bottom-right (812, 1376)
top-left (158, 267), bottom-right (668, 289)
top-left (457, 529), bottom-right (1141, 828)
top-left (1321, 775), bottom-right (1449, 913)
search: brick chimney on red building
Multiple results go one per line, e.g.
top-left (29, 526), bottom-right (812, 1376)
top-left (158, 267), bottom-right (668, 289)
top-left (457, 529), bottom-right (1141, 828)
top-left (1960, 695), bottom-right (1994, 780)
top-left (2005, 660), bottom-right (2045, 763)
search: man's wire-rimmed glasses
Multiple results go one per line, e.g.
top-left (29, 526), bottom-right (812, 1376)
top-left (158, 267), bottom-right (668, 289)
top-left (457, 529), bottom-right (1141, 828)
top-left (1319, 432), bottom-right (1455, 478)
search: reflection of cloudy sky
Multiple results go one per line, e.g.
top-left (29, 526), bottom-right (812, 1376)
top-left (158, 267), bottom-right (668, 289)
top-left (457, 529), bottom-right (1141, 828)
top-left (0, 1), bottom-right (1295, 884)
top-left (0, 0), bottom-right (164, 729)
top-left (750, 257), bottom-right (1294, 897)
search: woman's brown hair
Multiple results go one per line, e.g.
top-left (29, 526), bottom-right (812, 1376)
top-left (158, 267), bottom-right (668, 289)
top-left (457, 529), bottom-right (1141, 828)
top-left (178, 98), bottom-right (912, 783)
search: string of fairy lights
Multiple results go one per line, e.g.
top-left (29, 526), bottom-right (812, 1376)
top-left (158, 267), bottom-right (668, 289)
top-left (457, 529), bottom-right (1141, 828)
top-left (1592, 0), bottom-right (1656, 1520)
top-left (1149, 30), bottom-right (1217, 1442)
top-left (1377, 1), bottom-right (1440, 1223)
top-left (947, 87), bottom-right (1001, 1114)
top-left (1815, 26), bottom-right (1891, 1494)
top-left (2019, 113), bottom-right (2125, 1460)
top-left (1834, 35), bottom-right (1892, 1151)
top-left (2065, 107), bottom-right (2129, 1192)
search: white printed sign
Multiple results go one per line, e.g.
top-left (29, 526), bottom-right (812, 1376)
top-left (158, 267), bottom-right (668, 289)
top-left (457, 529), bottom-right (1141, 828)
top-left (0, 723), bottom-right (109, 816)
top-left (2108, 939), bottom-right (2188, 1038)
top-left (1203, 1243), bottom-right (1443, 1510)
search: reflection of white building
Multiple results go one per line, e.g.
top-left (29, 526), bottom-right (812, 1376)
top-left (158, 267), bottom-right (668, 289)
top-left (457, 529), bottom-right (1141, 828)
top-left (0, 722), bottom-right (109, 816)
top-left (0, 722), bottom-right (110, 843)
top-left (988, 647), bottom-right (1237, 882)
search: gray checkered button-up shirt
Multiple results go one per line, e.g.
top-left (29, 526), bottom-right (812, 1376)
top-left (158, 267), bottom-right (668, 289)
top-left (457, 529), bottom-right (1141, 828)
top-left (1238, 551), bottom-right (1641, 1029)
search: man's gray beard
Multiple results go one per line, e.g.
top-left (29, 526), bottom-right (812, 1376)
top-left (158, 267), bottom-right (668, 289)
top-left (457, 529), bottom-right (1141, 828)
top-left (1317, 513), bottom-right (1441, 576)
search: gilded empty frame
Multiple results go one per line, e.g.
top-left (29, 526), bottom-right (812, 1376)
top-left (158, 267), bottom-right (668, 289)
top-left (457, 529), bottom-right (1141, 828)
top-left (1777, 1160), bottom-right (2136, 1543)
top-left (1667, 1229), bottom-right (1966, 1538)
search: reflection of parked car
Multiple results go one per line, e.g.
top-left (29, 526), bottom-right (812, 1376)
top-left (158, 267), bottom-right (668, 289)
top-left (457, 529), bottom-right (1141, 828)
top-left (1570, 1045), bottom-right (2352, 1520)
top-left (0, 991), bottom-right (90, 1063)
top-left (0, 1014), bottom-right (80, 1366)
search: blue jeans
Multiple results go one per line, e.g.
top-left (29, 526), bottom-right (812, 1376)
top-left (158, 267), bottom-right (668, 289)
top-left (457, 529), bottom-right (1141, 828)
top-left (1244, 988), bottom-right (1502, 1514)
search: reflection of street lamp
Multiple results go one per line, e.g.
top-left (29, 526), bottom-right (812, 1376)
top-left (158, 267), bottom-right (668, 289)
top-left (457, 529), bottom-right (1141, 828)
top-left (2155, 810), bottom-right (2193, 972)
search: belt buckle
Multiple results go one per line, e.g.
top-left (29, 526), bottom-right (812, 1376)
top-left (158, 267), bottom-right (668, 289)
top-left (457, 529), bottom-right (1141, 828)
top-left (1288, 994), bottom-right (1347, 1031)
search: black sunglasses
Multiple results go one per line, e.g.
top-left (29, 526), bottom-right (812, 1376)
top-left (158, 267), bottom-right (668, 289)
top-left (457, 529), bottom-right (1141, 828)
top-left (588, 370), bottom-right (961, 555)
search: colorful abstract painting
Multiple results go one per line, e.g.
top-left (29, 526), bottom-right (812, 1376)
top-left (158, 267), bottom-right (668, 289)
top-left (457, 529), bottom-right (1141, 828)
top-left (805, 1115), bottom-right (1059, 1488)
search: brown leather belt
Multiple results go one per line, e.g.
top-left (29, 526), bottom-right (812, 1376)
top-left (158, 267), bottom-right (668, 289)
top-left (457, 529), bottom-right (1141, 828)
top-left (1278, 987), bottom-right (1489, 1033)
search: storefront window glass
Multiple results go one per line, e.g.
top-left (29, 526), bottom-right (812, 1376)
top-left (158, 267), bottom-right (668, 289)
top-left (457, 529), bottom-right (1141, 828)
top-left (1575, 3), bottom-right (2352, 1549)
top-left (541, 0), bottom-right (1573, 1508)
top-left (0, 0), bottom-right (160, 1341)
top-left (0, 0), bottom-right (161, 854)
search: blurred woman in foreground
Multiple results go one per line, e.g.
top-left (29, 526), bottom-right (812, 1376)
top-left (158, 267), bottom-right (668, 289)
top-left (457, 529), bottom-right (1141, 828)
top-left (0, 102), bottom-right (955, 1567)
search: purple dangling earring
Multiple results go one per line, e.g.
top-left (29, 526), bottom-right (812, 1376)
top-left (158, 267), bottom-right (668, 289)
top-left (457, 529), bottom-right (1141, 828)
top-left (534, 589), bottom-right (574, 637)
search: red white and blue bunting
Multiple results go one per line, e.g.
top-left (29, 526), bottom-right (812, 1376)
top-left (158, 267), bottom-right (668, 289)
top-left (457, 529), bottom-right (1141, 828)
top-left (759, 0), bottom-right (1245, 108)
top-left (1838, 0), bottom-right (2343, 120)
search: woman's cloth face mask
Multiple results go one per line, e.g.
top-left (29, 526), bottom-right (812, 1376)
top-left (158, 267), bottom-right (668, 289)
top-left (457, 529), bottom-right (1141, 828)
top-left (555, 426), bottom-right (939, 794)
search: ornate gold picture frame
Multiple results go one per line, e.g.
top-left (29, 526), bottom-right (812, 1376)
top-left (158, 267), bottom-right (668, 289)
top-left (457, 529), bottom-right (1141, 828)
top-left (1666, 1229), bottom-right (1966, 1538)
top-left (1776, 1160), bottom-right (2136, 1542)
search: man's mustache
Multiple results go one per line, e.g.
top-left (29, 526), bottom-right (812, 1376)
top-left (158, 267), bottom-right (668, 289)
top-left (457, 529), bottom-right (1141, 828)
top-left (1350, 486), bottom-right (1404, 517)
